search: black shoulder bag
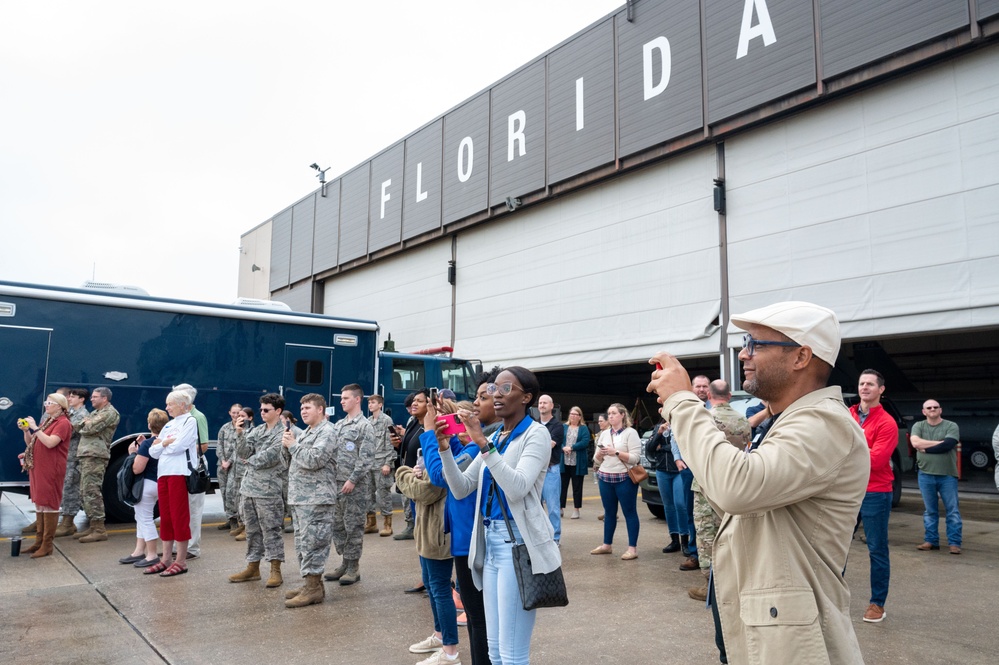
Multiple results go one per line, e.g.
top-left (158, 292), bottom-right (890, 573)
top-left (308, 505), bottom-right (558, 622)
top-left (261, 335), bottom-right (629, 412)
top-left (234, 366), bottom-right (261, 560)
top-left (490, 481), bottom-right (569, 610)
top-left (185, 446), bottom-right (210, 494)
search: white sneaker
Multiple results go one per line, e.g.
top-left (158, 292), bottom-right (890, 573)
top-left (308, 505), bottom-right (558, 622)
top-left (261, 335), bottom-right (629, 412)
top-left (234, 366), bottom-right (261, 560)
top-left (570, 509), bottom-right (580, 519)
top-left (409, 635), bottom-right (444, 654)
top-left (416, 650), bottom-right (461, 665)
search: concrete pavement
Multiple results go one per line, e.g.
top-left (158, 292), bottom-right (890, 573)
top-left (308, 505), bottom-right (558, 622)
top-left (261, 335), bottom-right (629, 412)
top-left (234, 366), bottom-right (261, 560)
top-left (1, 486), bottom-right (996, 664)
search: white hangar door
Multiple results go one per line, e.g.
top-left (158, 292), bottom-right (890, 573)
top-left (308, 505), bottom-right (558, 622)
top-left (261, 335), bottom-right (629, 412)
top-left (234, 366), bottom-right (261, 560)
top-left (724, 44), bottom-right (999, 346)
top-left (454, 146), bottom-right (722, 371)
top-left (321, 239), bottom-right (455, 353)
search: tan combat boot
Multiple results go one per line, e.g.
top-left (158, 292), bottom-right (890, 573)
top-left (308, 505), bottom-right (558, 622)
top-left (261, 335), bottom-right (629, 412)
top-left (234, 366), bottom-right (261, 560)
top-left (22, 515), bottom-right (42, 554)
top-left (688, 569), bottom-right (709, 601)
top-left (31, 513), bottom-right (58, 558)
top-left (339, 559), bottom-right (360, 586)
top-left (266, 560), bottom-right (283, 588)
top-left (285, 574), bottom-right (325, 608)
top-left (230, 522), bottom-right (245, 538)
top-left (229, 560), bottom-right (261, 583)
top-left (379, 514), bottom-right (393, 537)
top-left (285, 580), bottom-right (308, 600)
top-left (78, 519), bottom-right (108, 543)
top-left (73, 520), bottom-right (94, 540)
top-left (54, 515), bottom-right (77, 538)
top-left (363, 512), bottom-right (378, 534)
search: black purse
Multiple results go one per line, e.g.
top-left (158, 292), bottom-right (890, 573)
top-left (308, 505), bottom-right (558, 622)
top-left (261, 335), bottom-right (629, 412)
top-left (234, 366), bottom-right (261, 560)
top-left (185, 448), bottom-right (210, 494)
top-left (491, 483), bottom-right (569, 611)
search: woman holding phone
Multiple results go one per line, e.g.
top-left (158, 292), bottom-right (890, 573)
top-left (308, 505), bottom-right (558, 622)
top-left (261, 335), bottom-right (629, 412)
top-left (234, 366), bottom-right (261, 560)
top-left (436, 366), bottom-right (559, 665)
top-left (590, 403), bottom-right (642, 560)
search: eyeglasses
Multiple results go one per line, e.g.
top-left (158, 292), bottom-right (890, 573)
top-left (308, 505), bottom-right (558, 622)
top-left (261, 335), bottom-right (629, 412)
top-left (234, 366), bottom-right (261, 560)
top-left (742, 333), bottom-right (801, 358)
top-left (259, 407), bottom-right (276, 413)
top-left (486, 382), bottom-right (523, 396)
top-left (924, 406), bottom-right (941, 410)
top-left (43, 400), bottom-right (57, 407)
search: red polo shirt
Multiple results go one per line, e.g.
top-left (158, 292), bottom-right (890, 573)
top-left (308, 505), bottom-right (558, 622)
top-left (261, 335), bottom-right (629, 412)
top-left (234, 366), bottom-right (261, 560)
top-left (850, 403), bottom-right (898, 493)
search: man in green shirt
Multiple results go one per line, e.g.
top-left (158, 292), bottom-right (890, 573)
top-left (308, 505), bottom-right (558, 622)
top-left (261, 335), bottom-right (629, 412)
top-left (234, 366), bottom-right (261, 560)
top-left (910, 400), bottom-right (962, 554)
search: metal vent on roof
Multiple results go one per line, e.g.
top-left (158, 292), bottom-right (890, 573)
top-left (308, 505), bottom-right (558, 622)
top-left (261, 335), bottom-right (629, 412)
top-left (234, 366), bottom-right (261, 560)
top-left (81, 281), bottom-right (149, 295)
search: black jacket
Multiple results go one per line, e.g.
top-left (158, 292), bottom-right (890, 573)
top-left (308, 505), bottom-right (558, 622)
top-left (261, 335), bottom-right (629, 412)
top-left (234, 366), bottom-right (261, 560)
top-left (644, 426), bottom-right (677, 473)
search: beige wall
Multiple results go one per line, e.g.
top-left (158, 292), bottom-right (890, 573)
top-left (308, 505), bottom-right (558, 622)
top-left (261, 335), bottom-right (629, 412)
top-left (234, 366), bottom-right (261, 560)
top-left (238, 221), bottom-right (272, 299)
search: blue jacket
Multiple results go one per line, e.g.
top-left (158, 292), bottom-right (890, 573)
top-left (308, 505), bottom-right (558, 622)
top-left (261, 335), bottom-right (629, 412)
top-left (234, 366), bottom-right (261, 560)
top-left (422, 430), bottom-right (480, 557)
top-left (558, 423), bottom-right (591, 476)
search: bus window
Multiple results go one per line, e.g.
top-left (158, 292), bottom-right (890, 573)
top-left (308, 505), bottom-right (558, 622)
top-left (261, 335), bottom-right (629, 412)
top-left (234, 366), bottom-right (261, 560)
top-left (295, 359), bottom-right (324, 386)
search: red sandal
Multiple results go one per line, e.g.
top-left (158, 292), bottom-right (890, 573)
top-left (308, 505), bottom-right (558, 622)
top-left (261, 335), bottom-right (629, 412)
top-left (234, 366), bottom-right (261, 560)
top-left (143, 561), bottom-right (168, 575)
top-left (159, 562), bottom-right (188, 577)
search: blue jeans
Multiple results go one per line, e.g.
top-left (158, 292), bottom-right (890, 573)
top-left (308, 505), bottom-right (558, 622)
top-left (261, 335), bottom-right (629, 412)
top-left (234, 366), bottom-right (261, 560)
top-left (542, 465), bottom-right (561, 541)
top-left (420, 556), bottom-right (458, 647)
top-left (918, 471), bottom-right (962, 546)
top-left (598, 478), bottom-right (640, 548)
top-left (656, 470), bottom-right (689, 537)
top-left (483, 519), bottom-right (536, 665)
top-left (680, 467), bottom-right (697, 554)
top-left (860, 491), bottom-right (891, 606)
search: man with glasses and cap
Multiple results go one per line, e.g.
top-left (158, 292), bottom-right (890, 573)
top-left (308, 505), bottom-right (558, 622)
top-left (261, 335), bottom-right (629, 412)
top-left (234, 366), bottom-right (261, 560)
top-left (910, 400), bottom-right (962, 554)
top-left (647, 301), bottom-right (868, 665)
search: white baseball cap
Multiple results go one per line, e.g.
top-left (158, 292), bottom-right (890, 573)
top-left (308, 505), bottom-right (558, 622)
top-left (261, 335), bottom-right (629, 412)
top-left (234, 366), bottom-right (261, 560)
top-left (731, 301), bottom-right (841, 366)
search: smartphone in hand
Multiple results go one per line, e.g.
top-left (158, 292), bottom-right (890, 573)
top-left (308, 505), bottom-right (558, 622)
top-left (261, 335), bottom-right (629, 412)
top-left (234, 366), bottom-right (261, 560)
top-left (437, 413), bottom-right (466, 436)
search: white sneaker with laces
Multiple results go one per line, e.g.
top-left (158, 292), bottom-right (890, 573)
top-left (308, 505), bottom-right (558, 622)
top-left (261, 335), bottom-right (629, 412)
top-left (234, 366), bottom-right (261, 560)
top-left (409, 635), bottom-right (444, 654)
top-left (416, 650), bottom-right (461, 665)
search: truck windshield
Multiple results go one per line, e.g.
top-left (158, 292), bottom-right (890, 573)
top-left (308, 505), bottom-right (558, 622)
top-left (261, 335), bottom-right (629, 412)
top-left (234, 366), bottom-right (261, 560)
top-left (441, 361), bottom-right (475, 398)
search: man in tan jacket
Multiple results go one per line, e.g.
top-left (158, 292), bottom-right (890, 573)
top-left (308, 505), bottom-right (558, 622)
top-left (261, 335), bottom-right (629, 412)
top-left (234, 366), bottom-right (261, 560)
top-left (648, 301), bottom-right (868, 665)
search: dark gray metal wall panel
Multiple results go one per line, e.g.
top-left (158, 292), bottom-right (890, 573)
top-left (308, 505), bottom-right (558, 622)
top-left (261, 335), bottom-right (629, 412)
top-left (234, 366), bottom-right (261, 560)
top-left (442, 93), bottom-right (490, 225)
top-left (338, 166), bottom-right (370, 263)
top-left (403, 119), bottom-right (443, 239)
top-left (821, 0), bottom-right (969, 78)
top-left (616, 0), bottom-right (703, 157)
top-left (367, 143), bottom-right (405, 252)
top-left (705, 0), bottom-right (816, 124)
top-left (289, 194), bottom-right (316, 284)
top-left (268, 209), bottom-right (292, 291)
top-left (547, 20), bottom-right (616, 183)
top-left (982, 0), bottom-right (999, 20)
top-left (489, 60), bottom-right (546, 206)
top-left (272, 282), bottom-right (312, 313)
top-left (312, 179), bottom-right (341, 274)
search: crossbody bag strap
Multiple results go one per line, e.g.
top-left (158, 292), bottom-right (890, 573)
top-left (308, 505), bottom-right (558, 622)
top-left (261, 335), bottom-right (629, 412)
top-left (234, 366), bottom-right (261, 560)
top-left (490, 480), bottom-right (517, 544)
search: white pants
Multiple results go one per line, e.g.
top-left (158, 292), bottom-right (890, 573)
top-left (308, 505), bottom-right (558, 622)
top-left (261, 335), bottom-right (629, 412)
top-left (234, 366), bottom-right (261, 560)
top-left (134, 479), bottom-right (160, 542)
top-left (186, 491), bottom-right (205, 555)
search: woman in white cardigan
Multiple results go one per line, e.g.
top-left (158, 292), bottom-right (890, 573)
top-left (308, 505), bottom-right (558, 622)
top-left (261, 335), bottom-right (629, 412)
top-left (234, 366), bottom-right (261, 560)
top-left (437, 366), bottom-right (560, 665)
top-left (590, 402), bottom-right (642, 560)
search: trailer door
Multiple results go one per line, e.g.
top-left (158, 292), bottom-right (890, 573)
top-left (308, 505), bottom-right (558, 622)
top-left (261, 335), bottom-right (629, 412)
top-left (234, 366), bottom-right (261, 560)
top-left (0, 325), bottom-right (52, 486)
top-left (282, 344), bottom-right (334, 406)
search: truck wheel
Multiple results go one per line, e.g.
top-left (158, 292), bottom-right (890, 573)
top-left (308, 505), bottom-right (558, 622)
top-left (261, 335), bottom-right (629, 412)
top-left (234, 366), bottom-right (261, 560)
top-left (647, 503), bottom-right (665, 519)
top-left (969, 449), bottom-right (990, 470)
top-left (102, 456), bottom-right (135, 524)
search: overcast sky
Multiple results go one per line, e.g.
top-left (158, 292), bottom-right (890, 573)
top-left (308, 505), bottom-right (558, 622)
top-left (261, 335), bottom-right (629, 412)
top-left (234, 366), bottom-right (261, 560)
top-left (0, 0), bottom-right (622, 302)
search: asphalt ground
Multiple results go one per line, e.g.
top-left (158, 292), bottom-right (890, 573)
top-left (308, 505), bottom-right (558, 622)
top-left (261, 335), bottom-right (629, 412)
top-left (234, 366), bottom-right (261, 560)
top-left (1, 485), bottom-right (997, 665)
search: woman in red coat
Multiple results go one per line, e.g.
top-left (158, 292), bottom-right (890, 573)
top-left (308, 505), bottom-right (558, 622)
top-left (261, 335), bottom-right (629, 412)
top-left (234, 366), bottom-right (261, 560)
top-left (17, 393), bottom-right (72, 558)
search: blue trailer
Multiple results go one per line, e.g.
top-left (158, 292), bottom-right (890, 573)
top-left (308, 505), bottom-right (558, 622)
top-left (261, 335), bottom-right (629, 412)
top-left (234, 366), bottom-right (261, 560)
top-left (0, 280), bottom-right (478, 521)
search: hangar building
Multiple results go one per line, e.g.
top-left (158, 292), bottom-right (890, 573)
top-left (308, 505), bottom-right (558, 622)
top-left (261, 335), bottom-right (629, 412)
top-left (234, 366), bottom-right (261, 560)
top-left (239, 0), bottom-right (999, 467)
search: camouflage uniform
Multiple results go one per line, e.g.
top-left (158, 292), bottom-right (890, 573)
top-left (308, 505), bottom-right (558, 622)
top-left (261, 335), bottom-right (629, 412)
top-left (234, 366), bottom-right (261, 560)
top-left (691, 402), bottom-right (751, 570)
top-left (217, 422), bottom-right (238, 520)
top-left (329, 413), bottom-right (375, 561)
top-left (237, 422), bottom-right (289, 563)
top-left (60, 405), bottom-right (89, 518)
top-left (76, 404), bottom-right (120, 521)
top-left (287, 420), bottom-right (337, 576)
top-left (366, 411), bottom-right (396, 516)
